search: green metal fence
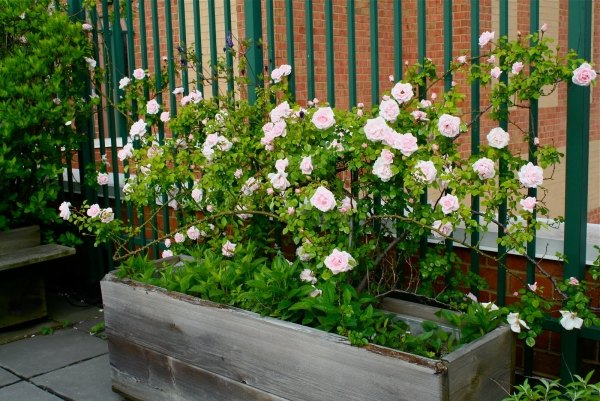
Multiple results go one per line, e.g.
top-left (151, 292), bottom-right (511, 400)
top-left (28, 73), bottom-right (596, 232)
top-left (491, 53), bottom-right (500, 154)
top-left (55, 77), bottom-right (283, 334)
top-left (64, 0), bottom-right (596, 382)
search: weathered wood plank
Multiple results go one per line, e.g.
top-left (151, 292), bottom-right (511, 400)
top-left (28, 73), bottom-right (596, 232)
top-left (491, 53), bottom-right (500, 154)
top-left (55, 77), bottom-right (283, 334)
top-left (0, 244), bottom-right (75, 272)
top-left (0, 225), bottom-right (40, 255)
top-left (109, 334), bottom-right (287, 401)
top-left (102, 273), bottom-right (448, 401)
top-left (443, 325), bottom-right (514, 401)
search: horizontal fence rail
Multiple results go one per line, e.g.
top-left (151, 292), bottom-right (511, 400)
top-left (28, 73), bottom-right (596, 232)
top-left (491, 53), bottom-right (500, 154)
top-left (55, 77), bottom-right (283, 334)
top-left (61, 0), bottom-right (597, 383)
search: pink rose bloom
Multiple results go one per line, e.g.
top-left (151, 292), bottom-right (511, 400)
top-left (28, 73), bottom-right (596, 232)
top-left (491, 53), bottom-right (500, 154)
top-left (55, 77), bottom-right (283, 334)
top-left (279, 64), bottom-right (292, 76)
top-left (270, 101), bottom-right (292, 122)
top-left (146, 99), bottom-right (160, 115)
top-left (311, 107), bottom-right (336, 130)
top-left (540, 23), bottom-right (548, 33)
top-left (339, 196), bottom-right (354, 213)
top-left (512, 61), bottom-right (524, 75)
top-left (472, 157), bottom-right (496, 180)
top-left (572, 63), bottom-right (597, 86)
top-left (187, 226), bottom-right (200, 240)
top-left (487, 127), bottom-right (510, 149)
top-left (309, 288), bottom-right (322, 298)
top-left (129, 119), bottom-right (147, 139)
top-left (569, 277), bottom-right (580, 286)
top-left (270, 67), bottom-right (285, 83)
top-left (275, 158), bottom-right (289, 173)
top-left (466, 292), bottom-right (478, 302)
top-left (487, 55), bottom-right (496, 64)
top-left (118, 77), bottom-right (130, 89)
top-left (534, 137), bottom-right (540, 146)
top-left (518, 162), bottom-right (544, 188)
top-left (174, 233), bottom-right (185, 243)
top-left (160, 111), bottom-right (170, 123)
top-left (132, 68), bottom-right (145, 80)
top-left (172, 87), bottom-right (184, 95)
top-left (234, 169), bottom-right (243, 179)
top-left (456, 55), bottom-right (467, 64)
top-left (364, 116), bottom-right (391, 142)
top-left (300, 156), bottom-right (314, 175)
top-left (97, 172), bottom-right (109, 186)
top-left (191, 188), bottom-right (202, 203)
top-left (490, 66), bottom-right (502, 79)
top-left (310, 186), bottom-right (336, 212)
top-left (287, 207), bottom-right (295, 215)
top-left (437, 114), bottom-right (461, 138)
top-left (300, 269), bottom-right (317, 284)
top-left (391, 132), bottom-right (418, 157)
top-left (372, 158), bottom-right (394, 182)
top-left (266, 188), bottom-right (274, 195)
top-left (527, 282), bottom-right (538, 292)
top-left (411, 110), bottom-right (428, 121)
top-left (99, 208), bottom-right (114, 223)
top-left (432, 220), bottom-right (453, 238)
top-left (520, 196), bottom-right (537, 212)
top-left (479, 31), bottom-right (495, 47)
top-left (164, 239), bottom-right (171, 248)
top-left (296, 245), bottom-right (313, 261)
top-left (391, 82), bottom-right (414, 103)
top-left (162, 250), bottom-right (173, 258)
top-left (439, 194), bottom-right (460, 215)
top-left (241, 177), bottom-right (260, 196)
top-left (82, 23), bottom-right (93, 31)
top-left (379, 149), bottom-right (394, 164)
top-left (419, 99), bottom-right (432, 108)
top-left (86, 203), bottom-right (101, 218)
top-left (268, 171), bottom-right (290, 191)
top-left (415, 160), bottom-right (437, 183)
top-left (118, 143), bottom-right (134, 161)
top-left (379, 98), bottom-right (400, 122)
top-left (324, 248), bottom-right (356, 275)
top-left (222, 241), bottom-right (236, 257)
top-left (559, 310), bottom-right (583, 330)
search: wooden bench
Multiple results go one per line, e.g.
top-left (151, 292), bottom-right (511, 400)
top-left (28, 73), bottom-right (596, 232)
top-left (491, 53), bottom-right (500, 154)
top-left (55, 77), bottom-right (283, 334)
top-left (0, 226), bottom-right (75, 328)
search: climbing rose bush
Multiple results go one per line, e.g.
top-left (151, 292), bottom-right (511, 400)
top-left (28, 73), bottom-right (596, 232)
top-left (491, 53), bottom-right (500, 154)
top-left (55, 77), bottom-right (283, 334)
top-left (62, 28), bottom-right (599, 351)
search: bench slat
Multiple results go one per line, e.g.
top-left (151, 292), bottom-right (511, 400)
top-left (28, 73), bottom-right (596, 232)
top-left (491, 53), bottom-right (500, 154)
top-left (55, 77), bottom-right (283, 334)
top-left (0, 244), bottom-right (75, 272)
top-left (0, 226), bottom-right (41, 255)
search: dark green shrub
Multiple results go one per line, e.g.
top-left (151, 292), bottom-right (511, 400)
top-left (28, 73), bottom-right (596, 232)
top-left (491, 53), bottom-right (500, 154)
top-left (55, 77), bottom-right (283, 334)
top-left (0, 0), bottom-right (94, 229)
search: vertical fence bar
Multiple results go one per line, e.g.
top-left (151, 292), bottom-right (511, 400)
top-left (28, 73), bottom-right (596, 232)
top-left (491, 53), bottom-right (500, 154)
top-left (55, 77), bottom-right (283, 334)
top-left (325, 0), bottom-right (335, 107)
top-left (223, 0), bottom-right (234, 97)
top-left (178, 0), bottom-right (189, 92)
top-left (165, 1), bottom-right (177, 112)
top-left (208, 0), bottom-right (219, 98)
top-left (324, 1), bottom-right (336, 106)
top-left (347, 0), bottom-right (356, 108)
top-left (469, 0), bottom-right (481, 288)
top-left (192, 0), bottom-right (204, 91)
top-left (370, 0), bottom-right (379, 104)
top-left (245, 0), bottom-right (263, 104)
top-left (285, 0), bottom-right (296, 100)
top-left (443, 0), bottom-right (452, 92)
top-left (394, 0), bottom-right (402, 80)
top-left (497, 0), bottom-right (509, 307)
top-left (417, 0), bottom-right (427, 255)
top-left (266, 0), bottom-right (275, 73)
top-left (305, 0), bottom-right (315, 101)
top-left (150, 0), bottom-right (170, 237)
top-left (562, 0), bottom-right (592, 382)
top-left (523, 0), bottom-right (540, 377)
top-left (101, 0), bottom-right (120, 220)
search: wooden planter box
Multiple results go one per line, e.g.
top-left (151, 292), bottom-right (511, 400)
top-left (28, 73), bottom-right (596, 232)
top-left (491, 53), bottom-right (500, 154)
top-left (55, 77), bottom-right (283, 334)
top-left (101, 268), bottom-right (514, 401)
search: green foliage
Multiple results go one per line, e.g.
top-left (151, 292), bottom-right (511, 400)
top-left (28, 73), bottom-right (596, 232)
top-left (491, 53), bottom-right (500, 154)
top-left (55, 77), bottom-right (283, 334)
top-left (0, 0), bottom-right (94, 229)
top-left (503, 371), bottom-right (600, 401)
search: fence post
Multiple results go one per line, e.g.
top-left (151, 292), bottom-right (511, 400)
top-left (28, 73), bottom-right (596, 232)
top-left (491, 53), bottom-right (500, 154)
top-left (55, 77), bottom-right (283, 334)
top-left (561, 0), bottom-right (592, 382)
top-left (244, 0), bottom-right (263, 104)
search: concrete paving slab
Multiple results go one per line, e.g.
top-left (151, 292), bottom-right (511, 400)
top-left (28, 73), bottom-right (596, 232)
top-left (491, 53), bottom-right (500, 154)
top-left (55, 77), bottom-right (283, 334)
top-left (0, 328), bottom-right (107, 378)
top-left (32, 354), bottom-right (124, 401)
top-left (0, 381), bottom-right (62, 401)
top-left (0, 368), bottom-right (20, 388)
